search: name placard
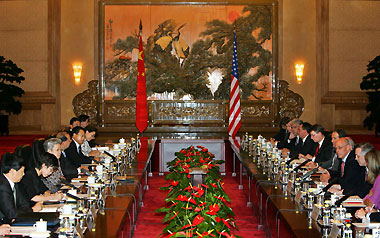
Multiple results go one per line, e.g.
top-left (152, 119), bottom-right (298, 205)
top-left (328, 224), bottom-right (340, 238)
top-left (295, 191), bottom-right (303, 204)
top-left (311, 206), bottom-right (320, 220)
top-left (286, 181), bottom-right (292, 195)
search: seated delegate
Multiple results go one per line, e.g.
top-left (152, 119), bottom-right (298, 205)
top-left (0, 154), bottom-right (42, 224)
top-left (20, 152), bottom-right (63, 204)
top-left (355, 150), bottom-right (380, 220)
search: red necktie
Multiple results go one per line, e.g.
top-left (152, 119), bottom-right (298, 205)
top-left (315, 144), bottom-right (320, 156)
top-left (341, 161), bottom-right (345, 177)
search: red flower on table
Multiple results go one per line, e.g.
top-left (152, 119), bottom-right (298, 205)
top-left (171, 180), bottom-right (179, 186)
top-left (181, 206), bottom-right (193, 210)
top-left (198, 202), bottom-right (206, 206)
top-left (192, 215), bottom-right (204, 226)
top-left (177, 195), bottom-right (188, 201)
top-left (193, 187), bottom-right (205, 196)
top-left (169, 211), bottom-right (178, 220)
top-left (216, 230), bottom-right (235, 238)
top-left (206, 204), bottom-right (220, 215)
top-left (215, 217), bottom-right (221, 223)
top-left (188, 197), bottom-right (197, 205)
top-left (214, 195), bottom-right (227, 203)
top-left (222, 218), bottom-right (232, 228)
top-left (174, 160), bottom-right (182, 167)
top-left (198, 231), bottom-right (216, 237)
top-left (194, 207), bottom-right (202, 212)
top-left (201, 184), bottom-right (209, 189)
top-left (181, 224), bottom-right (192, 230)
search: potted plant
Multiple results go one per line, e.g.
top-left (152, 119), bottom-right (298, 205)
top-left (0, 56), bottom-right (25, 135)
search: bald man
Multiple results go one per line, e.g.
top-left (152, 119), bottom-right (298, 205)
top-left (329, 137), bottom-right (366, 196)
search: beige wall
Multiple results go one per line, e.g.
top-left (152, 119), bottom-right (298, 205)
top-left (281, 0), bottom-right (317, 124)
top-left (320, 0), bottom-right (377, 132)
top-left (60, 0), bottom-right (95, 126)
top-left (0, 0), bottom-right (49, 92)
top-left (0, 0), bottom-right (60, 132)
top-left (329, 0), bottom-right (380, 92)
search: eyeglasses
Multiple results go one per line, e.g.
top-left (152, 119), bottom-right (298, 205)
top-left (336, 144), bottom-right (348, 150)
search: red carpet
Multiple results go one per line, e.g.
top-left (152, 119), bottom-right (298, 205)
top-left (133, 174), bottom-right (265, 238)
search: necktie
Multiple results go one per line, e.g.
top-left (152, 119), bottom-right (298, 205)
top-left (299, 139), bottom-right (304, 147)
top-left (341, 160), bottom-right (345, 177)
top-left (78, 145), bottom-right (82, 155)
top-left (315, 144), bottom-right (320, 156)
top-left (12, 187), bottom-right (16, 207)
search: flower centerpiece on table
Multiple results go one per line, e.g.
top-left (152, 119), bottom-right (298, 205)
top-left (156, 146), bottom-right (240, 238)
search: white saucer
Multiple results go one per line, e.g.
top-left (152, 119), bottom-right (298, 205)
top-left (29, 231), bottom-right (50, 238)
top-left (60, 213), bottom-right (75, 218)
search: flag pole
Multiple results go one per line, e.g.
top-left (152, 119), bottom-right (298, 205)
top-left (136, 19), bottom-right (148, 135)
top-left (228, 24), bottom-right (242, 138)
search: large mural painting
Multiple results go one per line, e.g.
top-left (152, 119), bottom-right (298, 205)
top-left (103, 4), bottom-right (274, 101)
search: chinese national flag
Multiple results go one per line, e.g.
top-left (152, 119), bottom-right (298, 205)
top-left (136, 20), bottom-right (148, 133)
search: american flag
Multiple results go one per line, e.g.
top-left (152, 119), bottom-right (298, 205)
top-left (228, 31), bottom-right (241, 137)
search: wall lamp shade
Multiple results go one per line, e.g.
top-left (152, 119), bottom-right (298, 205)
top-left (73, 64), bottom-right (82, 84)
top-left (295, 64), bottom-right (304, 84)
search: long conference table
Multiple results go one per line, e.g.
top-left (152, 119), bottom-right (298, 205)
top-left (229, 141), bottom-right (323, 238)
top-left (84, 138), bottom-right (156, 238)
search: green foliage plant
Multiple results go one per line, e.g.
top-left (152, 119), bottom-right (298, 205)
top-left (0, 56), bottom-right (25, 115)
top-left (360, 55), bottom-right (380, 136)
top-left (155, 146), bottom-right (240, 238)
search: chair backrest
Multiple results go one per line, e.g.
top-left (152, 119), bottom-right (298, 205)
top-left (15, 145), bottom-right (35, 171)
top-left (0, 152), bottom-right (12, 172)
top-left (32, 138), bottom-right (45, 165)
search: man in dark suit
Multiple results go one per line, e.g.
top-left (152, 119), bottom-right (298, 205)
top-left (329, 137), bottom-right (367, 196)
top-left (276, 120), bottom-right (292, 149)
top-left (293, 121), bottom-right (316, 158)
top-left (274, 117), bottom-right (290, 142)
top-left (65, 126), bottom-right (92, 168)
top-left (0, 154), bottom-right (41, 224)
top-left (302, 124), bottom-right (333, 167)
top-left (57, 131), bottom-right (78, 181)
top-left (353, 142), bottom-right (374, 198)
top-left (279, 119), bottom-right (302, 156)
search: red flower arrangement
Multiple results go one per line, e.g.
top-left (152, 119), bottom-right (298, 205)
top-left (155, 145), bottom-right (240, 238)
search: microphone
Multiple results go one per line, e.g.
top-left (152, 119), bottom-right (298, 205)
top-left (293, 159), bottom-right (311, 172)
top-left (335, 190), bottom-right (354, 206)
top-left (300, 167), bottom-right (319, 181)
top-left (80, 168), bottom-right (92, 176)
top-left (285, 157), bottom-right (298, 166)
top-left (81, 168), bottom-right (99, 180)
top-left (320, 177), bottom-right (339, 193)
top-left (60, 178), bottom-right (80, 191)
top-left (89, 157), bottom-right (101, 165)
top-left (66, 192), bottom-right (83, 201)
top-left (104, 151), bottom-right (117, 162)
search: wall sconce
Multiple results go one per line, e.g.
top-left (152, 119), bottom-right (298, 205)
top-left (295, 64), bottom-right (304, 84)
top-left (73, 64), bottom-right (82, 84)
